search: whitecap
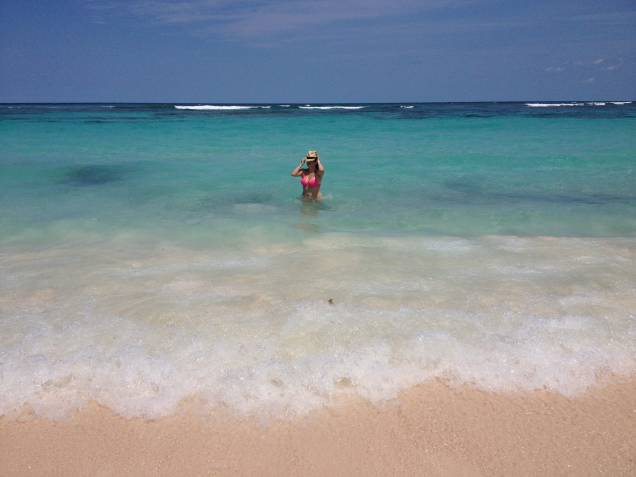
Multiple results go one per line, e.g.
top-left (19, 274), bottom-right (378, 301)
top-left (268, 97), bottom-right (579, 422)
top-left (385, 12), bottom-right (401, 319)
top-left (525, 103), bottom-right (585, 107)
top-left (299, 106), bottom-right (366, 110)
top-left (610, 101), bottom-right (632, 105)
top-left (400, 105), bottom-right (415, 109)
top-left (586, 102), bottom-right (606, 106)
top-left (174, 105), bottom-right (269, 111)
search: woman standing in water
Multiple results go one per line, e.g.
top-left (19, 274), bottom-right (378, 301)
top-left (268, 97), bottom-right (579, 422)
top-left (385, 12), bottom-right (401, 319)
top-left (291, 150), bottom-right (325, 200)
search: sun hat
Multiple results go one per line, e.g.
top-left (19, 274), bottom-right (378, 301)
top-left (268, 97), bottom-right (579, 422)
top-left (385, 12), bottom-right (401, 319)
top-left (306, 150), bottom-right (318, 161)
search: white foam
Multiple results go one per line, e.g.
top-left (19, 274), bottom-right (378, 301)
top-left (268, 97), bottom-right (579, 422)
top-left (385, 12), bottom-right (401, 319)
top-left (610, 101), bottom-right (632, 105)
top-left (525, 103), bottom-right (585, 107)
top-left (174, 105), bottom-right (270, 110)
top-left (299, 106), bottom-right (366, 110)
top-left (279, 104), bottom-right (291, 107)
top-left (400, 105), bottom-right (414, 109)
top-left (587, 102), bottom-right (606, 106)
top-left (1, 236), bottom-right (635, 419)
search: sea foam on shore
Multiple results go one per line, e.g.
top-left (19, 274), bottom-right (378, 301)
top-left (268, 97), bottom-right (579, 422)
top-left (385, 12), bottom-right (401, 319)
top-left (1, 234), bottom-right (634, 419)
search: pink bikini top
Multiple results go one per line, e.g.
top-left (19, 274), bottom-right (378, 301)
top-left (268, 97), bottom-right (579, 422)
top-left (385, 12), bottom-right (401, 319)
top-left (301, 174), bottom-right (320, 188)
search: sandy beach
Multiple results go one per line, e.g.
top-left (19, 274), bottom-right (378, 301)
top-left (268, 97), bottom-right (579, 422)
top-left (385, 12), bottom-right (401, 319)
top-left (2, 378), bottom-right (634, 476)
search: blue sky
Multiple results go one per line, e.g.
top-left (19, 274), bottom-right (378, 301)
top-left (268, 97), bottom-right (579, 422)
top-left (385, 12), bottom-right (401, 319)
top-left (0, 0), bottom-right (634, 102)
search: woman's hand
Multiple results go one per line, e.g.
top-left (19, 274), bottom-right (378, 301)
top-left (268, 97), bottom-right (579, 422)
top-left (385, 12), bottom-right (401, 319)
top-left (291, 158), bottom-right (306, 176)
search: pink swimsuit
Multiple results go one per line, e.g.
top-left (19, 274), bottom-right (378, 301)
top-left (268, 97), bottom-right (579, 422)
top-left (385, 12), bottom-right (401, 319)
top-left (301, 174), bottom-right (320, 188)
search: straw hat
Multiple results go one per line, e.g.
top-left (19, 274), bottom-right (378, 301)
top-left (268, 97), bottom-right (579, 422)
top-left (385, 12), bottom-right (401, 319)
top-left (305, 150), bottom-right (318, 161)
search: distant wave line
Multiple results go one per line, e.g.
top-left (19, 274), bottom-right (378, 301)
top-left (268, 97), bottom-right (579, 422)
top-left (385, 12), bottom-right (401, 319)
top-left (299, 105), bottom-right (366, 110)
top-left (525, 101), bottom-right (633, 108)
top-left (174, 105), bottom-right (271, 110)
top-left (526, 103), bottom-right (585, 107)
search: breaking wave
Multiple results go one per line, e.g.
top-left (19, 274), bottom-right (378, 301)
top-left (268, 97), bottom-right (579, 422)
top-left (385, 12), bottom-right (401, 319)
top-left (526, 103), bottom-right (585, 108)
top-left (299, 105), bottom-right (366, 110)
top-left (174, 105), bottom-right (271, 111)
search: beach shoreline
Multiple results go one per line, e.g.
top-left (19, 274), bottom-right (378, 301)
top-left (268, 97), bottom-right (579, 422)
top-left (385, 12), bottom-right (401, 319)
top-left (2, 377), bottom-right (634, 476)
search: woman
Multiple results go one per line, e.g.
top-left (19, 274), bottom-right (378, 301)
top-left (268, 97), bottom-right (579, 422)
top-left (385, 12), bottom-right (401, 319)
top-left (291, 150), bottom-right (325, 200)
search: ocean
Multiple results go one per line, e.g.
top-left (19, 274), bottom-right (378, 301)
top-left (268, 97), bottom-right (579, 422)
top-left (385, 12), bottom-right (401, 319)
top-left (1, 101), bottom-right (635, 418)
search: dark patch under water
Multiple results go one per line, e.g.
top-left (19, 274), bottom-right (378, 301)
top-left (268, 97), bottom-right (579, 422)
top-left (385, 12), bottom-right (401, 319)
top-left (200, 191), bottom-right (277, 209)
top-left (233, 191), bottom-right (276, 205)
top-left (65, 165), bottom-right (125, 186)
top-left (443, 179), bottom-right (635, 205)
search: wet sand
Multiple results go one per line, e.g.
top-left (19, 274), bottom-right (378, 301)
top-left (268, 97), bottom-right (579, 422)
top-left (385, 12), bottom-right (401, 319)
top-left (1, 378), bottom-right (635, 476)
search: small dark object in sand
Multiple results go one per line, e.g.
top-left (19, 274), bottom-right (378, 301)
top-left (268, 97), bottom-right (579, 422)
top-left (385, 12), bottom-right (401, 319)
top-left (328, 298), bottom-right (334, 305)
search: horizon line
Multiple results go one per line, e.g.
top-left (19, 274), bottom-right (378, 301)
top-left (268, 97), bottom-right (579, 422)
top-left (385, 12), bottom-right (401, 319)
top-left (1, 99), bottom-right (634, 105)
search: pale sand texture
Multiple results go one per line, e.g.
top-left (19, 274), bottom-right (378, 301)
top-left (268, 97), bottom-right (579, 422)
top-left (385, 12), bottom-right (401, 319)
top-left (1, 379), bottom-right (635, 477)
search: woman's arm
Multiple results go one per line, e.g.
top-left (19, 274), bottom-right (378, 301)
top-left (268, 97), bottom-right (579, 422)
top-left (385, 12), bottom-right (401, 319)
top-left (291, 158), bottom-right (306, 176)
top-left (316, 157), bottom-right (325, 176)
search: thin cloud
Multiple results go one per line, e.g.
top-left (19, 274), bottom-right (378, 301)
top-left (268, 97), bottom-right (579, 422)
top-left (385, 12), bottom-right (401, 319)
top-left (604, 58), bottom-right (624, 71)
top-left (86, 0), bottom-right (233, 24)
top-left (583, 77), bottom-right (595, 83)
top-left (544, 66), bottom-right (564, 72)
top-left (570, 10), bottom-right (636, 25)
top-left (85, 0), bottom-right (462, 38)
top-left (574, 57), bottom-right (624, 69)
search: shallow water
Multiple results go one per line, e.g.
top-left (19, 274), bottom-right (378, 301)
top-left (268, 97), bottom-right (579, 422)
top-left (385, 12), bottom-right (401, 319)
top-left (1, 102), bottom-right (635, 418)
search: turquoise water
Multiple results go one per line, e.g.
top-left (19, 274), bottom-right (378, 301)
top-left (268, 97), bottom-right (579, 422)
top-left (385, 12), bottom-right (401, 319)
top-left (1, 103), bottom-right (635, 419)
top-left (2, 103), bottom-right (635, 247)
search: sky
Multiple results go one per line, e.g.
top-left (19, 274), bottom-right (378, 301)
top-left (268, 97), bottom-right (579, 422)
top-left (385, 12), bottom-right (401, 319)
top-left (0, 0), bottom-right (634, 102)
